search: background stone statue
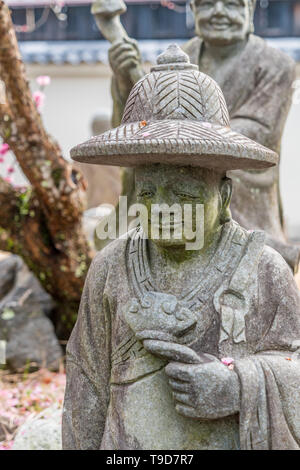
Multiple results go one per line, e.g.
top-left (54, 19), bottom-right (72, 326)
top-left (74, 110), bottom-right (121, 210)
top-left (63, 46), bottom-right (300, 450)
top-left (96, 0), bottom-right (300, 271)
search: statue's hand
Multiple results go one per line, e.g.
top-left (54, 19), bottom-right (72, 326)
top-left (109, 37), bottom-right (144, 89)
top-left (165, 361), bottom-right (240, 420)
top-left (142, 339), bottom-right (212, 364)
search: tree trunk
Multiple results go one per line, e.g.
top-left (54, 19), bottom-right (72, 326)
top-left (0, 2), bottom-right (94, 338)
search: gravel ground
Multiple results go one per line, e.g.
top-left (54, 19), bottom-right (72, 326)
top-left (0, 366), bottom-right (66, 450)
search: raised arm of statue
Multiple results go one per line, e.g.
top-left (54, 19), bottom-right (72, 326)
top-left (91, 0), bottom-right (146, 127)
top-left (62, 252), bottom-right (111, 450)
top-left (109, 38), bottom-right (145, 127)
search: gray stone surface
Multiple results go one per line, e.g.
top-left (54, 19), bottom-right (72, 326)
top-left (0, 253), bottom-right (62, 371)
top-left (99, 0), bottom-right (300, 272)
top-left (63, 46), bottom-right (300, 450)
top-left (12, 406), bottom-right (62, 450)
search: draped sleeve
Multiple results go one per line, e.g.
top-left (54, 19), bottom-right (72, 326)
top-left (234, 247), bottom-right (300, 449)
top-left (62, 251), bottom-right (112, 450)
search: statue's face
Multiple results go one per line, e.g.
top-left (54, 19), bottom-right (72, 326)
top-left (135, 164), bottom-right (230, 250)
top-left (192, 0), bottom-right (252, 46)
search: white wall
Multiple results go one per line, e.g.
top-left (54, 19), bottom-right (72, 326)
top-left (281, 66), bottom-right (300, 239)
top-left (0, 63), bottom-right (113, 186)
top-left (29, 63), bottom-right (113, 159)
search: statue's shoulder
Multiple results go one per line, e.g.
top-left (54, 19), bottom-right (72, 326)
top-left (90, 235), bottom-right (129, 273)
top-left (250, 34), bottom-right (295, 75)
top-left (225, 223), bottom-right (297, 295)
top-left (181, 36), bottom-right (202, 65)
top-left (259, 244), bottom-right (295, 277)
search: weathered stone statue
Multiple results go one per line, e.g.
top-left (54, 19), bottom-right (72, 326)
top-left (102, 0), bottom-right (299, 271)
top-left (63, 46), bottom-right (300, 450)
top-left (74, 110), bottom-right (121, 210)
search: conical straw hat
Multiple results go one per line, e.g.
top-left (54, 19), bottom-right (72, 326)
top-left (71, 44), bottom-right (277, 171)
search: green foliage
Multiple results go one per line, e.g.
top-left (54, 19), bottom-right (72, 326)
top-left (51, 168), bottom-right (63, 188)
top-left (17, 188), bottom-right (32, 217)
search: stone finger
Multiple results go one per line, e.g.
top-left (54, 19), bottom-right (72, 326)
top-left (136, 330), bottom-right (175, 342)
top-left (110, 44), bottom-right (139, 61)
top-left (117, 58), bottom-right (140, 72)
top-left (124, 38), bottom-right (141, 56)
top-left (165, 362), bottom-right (192, 381)
top-left (168, 378), bottom-right (190, 391)
top-left (109, 39), bottom-right (127, 53)
top-left (172, 392), bottom-right (191, 405)
top-left (175, 404), bottom-right (198, 418)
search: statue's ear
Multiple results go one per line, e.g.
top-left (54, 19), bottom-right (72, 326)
top-left (220, 177), bottom-right (232, 224)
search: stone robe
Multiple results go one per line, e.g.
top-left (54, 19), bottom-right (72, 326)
top-left (62, 220), bottom-right (300, 450)
top-left (183, 34), bottom-right (299, 270)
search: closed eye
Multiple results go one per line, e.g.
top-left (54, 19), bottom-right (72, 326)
top-left (175, 192), bottom-right (199, 200)
top-left (138, 190), bottom-right (155, 198)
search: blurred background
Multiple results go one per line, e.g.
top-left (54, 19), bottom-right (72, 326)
top-left (3, 0), bottom-right (300, 237)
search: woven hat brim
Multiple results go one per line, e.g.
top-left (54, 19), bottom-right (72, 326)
top-left (71, 120), bottom-right (278, 170)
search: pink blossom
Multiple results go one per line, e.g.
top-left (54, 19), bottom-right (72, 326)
top-left (0, 390), bottom-right (12, 398)
top-left (36, 75), bottom-right (51, 87)
top-left (4, 176), bottom-right (12, 184)
top-left (221, 357), bottom-right (234, 366)
top-left (7, 398), bottom-right (19, 407)
top-left (0, 143), bottom-right (9, 155)
top-left (33, 91), bottom-right (45, 110)
top-left (7, 166), bottom-right (15, 174)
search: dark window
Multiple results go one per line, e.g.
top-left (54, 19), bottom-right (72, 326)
top-left (255, 0), bottom-right (300, 37)
top-left (11, 1), bottom-right (300, 42)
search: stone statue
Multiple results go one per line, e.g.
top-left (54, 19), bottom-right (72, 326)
top-left (73, 110), bottom-right (121, 210)
top-left (98, 0), bottom-right (299, 271)
top-left (62, 46), bottom-right (300, 450)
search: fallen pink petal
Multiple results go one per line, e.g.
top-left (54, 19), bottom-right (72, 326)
top-left (0, 143), bottom-right (9, 155)
top-left (0, 368), bottom-right (66, 450)
top-left (221, 357), bottom-right (235, 366)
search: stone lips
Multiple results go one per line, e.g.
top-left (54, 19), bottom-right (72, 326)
top-left (70, 120), bottom-right (278, 170)
top-left (70, 44), bottom-right (278, 170)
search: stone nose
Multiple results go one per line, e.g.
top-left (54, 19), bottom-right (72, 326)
top-left (213, 1), bottom-right (226, 15)
top-left (151, 187), bottom-right (181, 207)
